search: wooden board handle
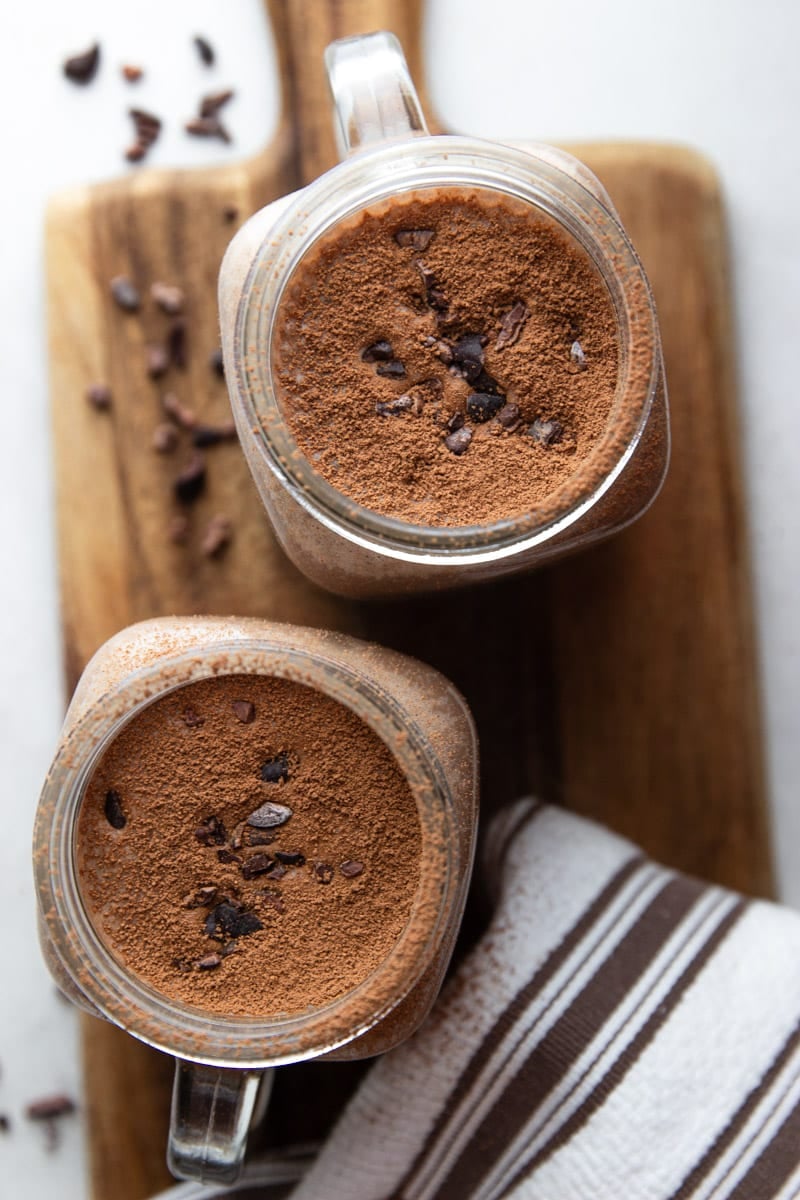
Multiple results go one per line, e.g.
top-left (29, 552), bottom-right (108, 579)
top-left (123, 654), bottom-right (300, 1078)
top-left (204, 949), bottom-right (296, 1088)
top-left (266, 0), bottom-right (431, 184)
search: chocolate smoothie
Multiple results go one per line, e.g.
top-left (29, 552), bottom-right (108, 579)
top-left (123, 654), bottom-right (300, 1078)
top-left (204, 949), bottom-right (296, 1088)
top-left (75, 673), bottom-right (421, 1019)
top-left (272, 188), bottom-right (619, 528)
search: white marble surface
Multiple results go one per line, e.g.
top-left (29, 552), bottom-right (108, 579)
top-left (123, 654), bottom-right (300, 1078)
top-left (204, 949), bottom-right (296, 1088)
top-left (0, 1), bottom-right (797, 1195)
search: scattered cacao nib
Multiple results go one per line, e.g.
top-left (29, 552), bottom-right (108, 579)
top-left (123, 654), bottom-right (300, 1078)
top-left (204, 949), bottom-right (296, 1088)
top-left (361, 340), bottom-right (394, 364)
top-left (496, 301), bottom-right (529, 350)
top-left (172, 957), bottom-right (194, 973)
top-left (0, 1114), bottom-right (9, 1133)
top-left (193, 35), bottom-right (215, 66)
top-left (194, 815), bottom-right (227, 846)
top-left (451, 334), bottom-right (485, 383)
top-left (217, 848), bottom-right (242, 864)
top-left (467, 392), bottom-right (505, 423)
top-left (110, 275), bottom-right (140, 313)
top-left (229, 821), bottom-right (246, 850)
top-left (167, 319), bottom-right (187, 369)
top-left (201, 514), bottom-right (233, 558)
top-left (197, 953), bottom-right (222, 971)
top-left (125, 143), bottom-right (147, 164)
top-left (145, 343), bottom-right (170, 380)
top-left (209, 348), bottom-right (225, 378)
top-left (128, 108), bottom-right (162, 160)
top-left (220, 940), bottom-right (240, 957)
top-left (192, 421), bottom-right (236, 447)
top-left (183, 885), bottom-right (217, 909)
top-left (375, 396), bottom-right (412, 417)
top-left (445, 426), bottom-right (473, 455)
top-left (222, 204), bottom-right (239, 224)
top-left (261, 888), bottom-right (286, 914)
top-left (263, 862), bottom-right (287, 880)
top-left (394, 228), bottom-right (435, 250)
top-left (414, 260), bottom-right (447, 310)
top-left (185, 116), bottom-right (231, 143)
top-left (247, 828), bottom-right (275, 846)
top-left (399, 378), bottom-right (442, 416)
top-left (121, 64), bottom-right (143, 83)
top-left (446, 411), bottom-right (465, 434)
top-left (200, 89), bottom-right (234, 118)
top-left (259, 752), bottom-right (291, 784)
top-left (103, 790), bottom-right (126, 830)
top-left (495, 402), bottom-right (521, 430)
top-left (169, 514), bottom-right (190, 544)
top-left (435, 339), bottom-right (454, 365)
top-left (151, 281), bottom-right (184, 316)
top-left (182, 706), bottom-right (205, 727)
top-left (247, 800), bottom-right (293, 829)
top-left (570, 339), bottom-right (587, 369)
top-left (529, 417), bottom-right (564, 446)
top-left (86, 383), bottom-right (112, 411)
top-left (313, 861), bottom-right (335, 885)
top-left (340, 860), bottom-right (364, 878)
top-left (205, 901), bottom-right (262, 939)
top-left (174, 452), bottom-right (206, 504)
top-left (63, 43), bottom-right (100, 85)
top-left (376, 360), bottom-right (406, 379)
top-left (232, 700), bottom-right (255, 724)
top-left (275, 850), bottom-right (305, 867)
top-left (163, 391), bottom-right (196, 429)
top-left (152, 422), bottom-right (179, 454)
top-left (26, 1095), bottom-right (76, 1121)
top-left (241, 853), bottom-right (275, 880)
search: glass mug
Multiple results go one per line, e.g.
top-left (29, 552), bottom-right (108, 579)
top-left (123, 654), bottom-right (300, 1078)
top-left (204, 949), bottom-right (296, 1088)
top-left (219, 32), bottom-right (669, 599)
top-left (33, 617), bottom-right (477, 1183)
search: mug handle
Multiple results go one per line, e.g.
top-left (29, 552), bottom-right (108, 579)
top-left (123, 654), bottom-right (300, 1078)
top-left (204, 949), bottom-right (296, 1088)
top-left (167, 1059), bottom-right (273, 1184)
top-left (324, 31), bottom-right (428, 158)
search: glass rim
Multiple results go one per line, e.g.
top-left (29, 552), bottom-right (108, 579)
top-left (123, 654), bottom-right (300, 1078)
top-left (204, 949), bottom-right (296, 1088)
top-left (34, 637), bottom-right (458, 1067)
top-left (233, 135), bottom-right (661, 564)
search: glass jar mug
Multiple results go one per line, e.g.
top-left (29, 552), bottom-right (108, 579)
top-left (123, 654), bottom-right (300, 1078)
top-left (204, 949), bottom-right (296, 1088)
top-left (219, 32), bottom-right (668, 598)
top-left (33, 617), bottom-right (477, 1183)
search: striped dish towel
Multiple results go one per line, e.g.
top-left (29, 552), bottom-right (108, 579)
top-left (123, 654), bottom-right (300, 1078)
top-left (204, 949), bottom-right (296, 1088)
top-left (284, 800), bottom-right (800, 1200)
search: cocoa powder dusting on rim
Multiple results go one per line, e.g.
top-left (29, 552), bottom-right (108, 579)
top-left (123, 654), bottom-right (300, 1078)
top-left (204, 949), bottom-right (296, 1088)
top-left (273, 189), bottom-right (619, 527)
top-left (75, 675), bottom-right (420, 1018)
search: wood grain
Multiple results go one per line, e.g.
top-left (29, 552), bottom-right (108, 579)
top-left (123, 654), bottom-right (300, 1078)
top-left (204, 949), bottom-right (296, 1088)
top-left (44, 4), bottom-right (770, 1197)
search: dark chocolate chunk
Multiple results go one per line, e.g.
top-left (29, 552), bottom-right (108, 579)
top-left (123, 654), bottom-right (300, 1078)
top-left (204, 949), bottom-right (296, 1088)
top-left (200, 90), bottom-right (234, 118)
top-left (63, 44), bottom-right (100, 85)
top-left (375, 396), bottom-right (413, 417)
top-left (361, 340), bottom-right (394, 364)
top-left (205, 901), bottom-right (262, 939)
top-left (466, 392), bottom-right (505, 423)
top-left (194, 816), bottom-right (227, 846)
top-left (163, 392), bottom-right (196, 429)
top-left (446, 411), bottom-right (465, 434)
top-left (167, 319), bottom-right (187, 369)
top-left (496, 301), bottom-right (529, 350)
top-left (209, 348), bottom-right (225, 378)
top-left (529, 417), bottom-right (564, 446)
top-left (174, 452), bottom-right (207, 504)
top-left (394, 229), bottom-right (435, 251)
top-left (182, 706), bottom-right (205, 727)
top-left (241, 853), bottom-right (276, 880)
top-left (103, 790), bottom-right (126, 830)
top-left (185, 116), bottom-right (231, 143)
top-left (145, 344), bottom-right (170, 380)
top-left (110, 275), bottom-right (140, 313)
top-left (259, 753), bottom-right (291, 784)
top-left (444, 426), bottom-right (473, 455)
top-left (201, 514), bottom-right (233, 558)
top-left (275, 850), bottom-right (305, 867)
top-left (340, 860), bottom-right (365, 878)
top-left (152, 422), bottom-right (178, 454)
top-left (313, 861), bottom-right (334, 885)
top-left (150, 281), bottom-right (184, 316)
top-left (451, 334), bottom-right (485, 383)
top-left (192, 421), bottom-right (237, 447)
top-left (193, 35), bottom-right (215, 66)
top-left (86, 383), bottom-right (112, 411)
top-left (247, 800), bottom-right (293, 829)
top-left (231, 700), bottom-right (255, 724)
top-left (376, 360), bottom-right (406, 379)
top-left (570, 340), bottom-right (587, 369)
top-left (196, 953), bottom-right (222, 971)
top-left (495, 402), bottom-right (521, 430)
top-left (183, 885), bottom-right (217, 909)
top-left (121, 64), bottom-right (143, 83)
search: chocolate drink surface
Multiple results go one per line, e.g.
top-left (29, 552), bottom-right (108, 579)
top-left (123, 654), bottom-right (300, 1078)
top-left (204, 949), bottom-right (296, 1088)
top-left (75, 674), bottom-right (421, 1018)
top-left (272, 188), bottom-right (618, 528)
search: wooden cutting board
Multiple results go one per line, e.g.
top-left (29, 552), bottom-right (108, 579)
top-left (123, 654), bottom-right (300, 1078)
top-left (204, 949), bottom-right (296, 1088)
top-left (45, 2), bottom-right (771, 1196)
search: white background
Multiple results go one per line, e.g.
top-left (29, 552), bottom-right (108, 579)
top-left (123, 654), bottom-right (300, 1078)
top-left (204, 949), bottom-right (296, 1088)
top-left (0, 1), bottom-right (797, 1195)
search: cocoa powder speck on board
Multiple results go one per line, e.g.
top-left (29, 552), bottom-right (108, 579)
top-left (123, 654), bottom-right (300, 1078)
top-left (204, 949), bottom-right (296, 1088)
top-left (272, 188), bottom-right (619, 528)
top-left (75, 675), bottom-right (421, 1018)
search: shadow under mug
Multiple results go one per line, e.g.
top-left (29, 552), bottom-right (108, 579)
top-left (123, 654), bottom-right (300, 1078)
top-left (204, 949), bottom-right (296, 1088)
top-left (33, 617), bottom-right (477, 1183)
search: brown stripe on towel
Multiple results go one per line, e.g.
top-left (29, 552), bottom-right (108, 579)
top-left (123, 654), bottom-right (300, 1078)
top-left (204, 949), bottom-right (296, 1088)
top-left (395, 852), bottom-right (646, 1196)
top-left (670, 1021), bottom-right (800, 1200)
top-left (496, 897), bottom-right (747, 1198)
top-left (413, 873), bottom-right (708, 1200)
top-left (726, 1095), bottom-right (800, 1200)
